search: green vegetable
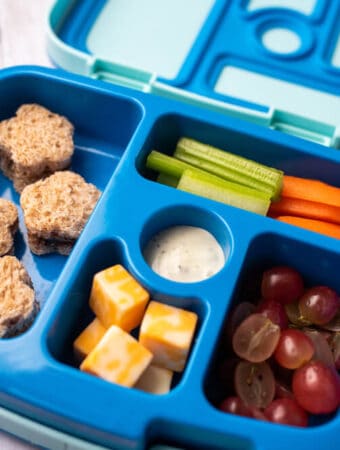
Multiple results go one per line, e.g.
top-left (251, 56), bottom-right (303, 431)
top-left (175, 138), bottom-right (283, 201)
top-left (147, 150), bottom-right (211, 186)
top-left (177, 169), bottom-right (271, 215)
top-left (146, 150), bottom-right (192, 178)
top-left (157, 172), bottom-right (178, 187)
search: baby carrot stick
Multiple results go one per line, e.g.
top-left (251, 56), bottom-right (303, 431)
top-left (282, 175), bottom-right (340, 208)
top-left (269, 197), bottom-right (340, 225)
top-left (276, 215), bottom-right (340, 240)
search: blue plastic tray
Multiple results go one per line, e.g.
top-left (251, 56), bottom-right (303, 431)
top-left (0, 0), bottom-right (340, 448)
top-left (0, 65), bottom-right (339, 449)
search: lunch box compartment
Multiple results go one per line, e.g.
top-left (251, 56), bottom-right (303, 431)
top-left (137, 111), bottom-right (340, 189)
top-left (0, 72), bottom-right (144, 306)
top-left (0, 73), bottom-right (144, 158)
top-left (46, 235), bottom-right (205, 391)
top-left (140, 204), bottom-right (232, 278)
top-left (204, 230), bottom-right (340, 427)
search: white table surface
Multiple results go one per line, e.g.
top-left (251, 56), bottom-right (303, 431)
top-left (0, 0), bottom-right (56, 448)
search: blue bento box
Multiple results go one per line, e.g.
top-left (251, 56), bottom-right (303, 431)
top-left (0, 0), bottom-right (340, 449)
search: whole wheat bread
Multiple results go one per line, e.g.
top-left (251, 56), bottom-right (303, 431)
top-left (0, 198), bottom-right (18, 256)
top-left (0, 104), bottom-right (74, 192)
top-left (0, 256), bottom-right (38, 337)
top-left (20, 170), bottom-right (101, 255)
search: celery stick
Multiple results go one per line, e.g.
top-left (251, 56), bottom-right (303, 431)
top-left (146, 150), bottom-right (193, 178)
top-left (174, 148), bottom-right (276, 198)
top-left (177, 169), bottom-right (271, 215)
top-left (175, 138), bottom-right (283, 200)
top-left (157, 172), bottom-right (178, 187)
top-left (147, 150), bottom-right (227, 187)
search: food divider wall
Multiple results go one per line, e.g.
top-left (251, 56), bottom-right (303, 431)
top-left (0, 66), bottom-right (339, 449)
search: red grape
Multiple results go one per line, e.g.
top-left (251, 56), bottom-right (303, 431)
top-left (275, 380), bottom-right (294, 400)
top-left (256, 299), bottom-right (288, 329)
top-left (330, 332), bottom-right (340, 370)
top-left (321, 309), bottom-right (340, 332)
top-left (274, 329), bottom-right (314, 370)
top-left (215, 263), bottom-right (340, 428)
top-left (219, 396), bottom-right (252, 417)
top-left (248, 406), bottom-right (268, 421)
top-left (298, 286), bottom-right (340, 326)
top-left (285, 301), bottom-right (311, 327)
top-left (261, 266), bottom-right (304, 304)
top-left (232, 314), bottom-right (280, 362)
top-left (235, 360), bottom-right (275, 408)
top-left (226, 302), bottom-right (256, 343)
top-left (264, 398), bottom-right (308, 427)
top-left (302, 329), bottom-right (334, 367)
top-left (292, 360), bottom-right (340, 414)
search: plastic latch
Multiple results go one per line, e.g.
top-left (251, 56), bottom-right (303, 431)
top-left (88, 58), bottom-right (155, 92)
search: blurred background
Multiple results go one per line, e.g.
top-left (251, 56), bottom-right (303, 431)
top-left (1, 1), bottom-right (53, 448)
top-left (0, 0), bottom-right (53, 69)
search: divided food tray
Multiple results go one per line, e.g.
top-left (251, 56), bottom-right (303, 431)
top-left (0, 0), bottom-right (340, 448)
top-left (0, 65), bottom-right (339, 450)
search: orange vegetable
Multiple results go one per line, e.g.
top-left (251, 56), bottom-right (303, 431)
top-left (282, 176), bottom-right (340, 208)
top-left (269, 197), bottom-right (340, 226)
top-left (277, 215), bottom-right (340, 240)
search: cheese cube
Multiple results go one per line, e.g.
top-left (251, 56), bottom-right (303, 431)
top-left (89, 264), bottom-right (149, 331)
top-left (73, 318), bottom-right (107, 361)
top-left (134, 365), bottom-right (173, 395)
top-left (80, 325), bottom-right (153, 387)
top-left (139, 301), bottom-right (198, 372)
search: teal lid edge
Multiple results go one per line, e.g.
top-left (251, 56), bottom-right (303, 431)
top-left (0, 405), bottom-right (109, 450)
top-left (47, 0), bottom-right (92, 76)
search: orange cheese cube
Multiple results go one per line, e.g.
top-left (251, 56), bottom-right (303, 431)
top-left (80, 325), bottom-right (153, 387)
top-left (89, 264), bottom-right (149, 331)
top-left (73, 318), bottom-right (107, 361)
top-left (134, 364), bottom-right (173, 395)
top-left (139, 301), bottom-right (198, 372)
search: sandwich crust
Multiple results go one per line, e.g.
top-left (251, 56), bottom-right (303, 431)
top-left (0, 198), bottom-right (18, 256)
top-left (0, 103), bottom-right (74, 192)
top-left (0, 256), bottom-right (38, 337)
top-left (20, 170), bottom-right (101, 255)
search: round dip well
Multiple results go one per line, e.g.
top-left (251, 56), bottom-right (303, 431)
top-left (143, 225), bottom-right (225, 283)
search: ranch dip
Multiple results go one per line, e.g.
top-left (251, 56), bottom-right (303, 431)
top-left (143, 225), bottom-right (225, 283)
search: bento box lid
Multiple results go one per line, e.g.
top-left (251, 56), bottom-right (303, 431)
top-left (47, 0), bottom-right (340, 148)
